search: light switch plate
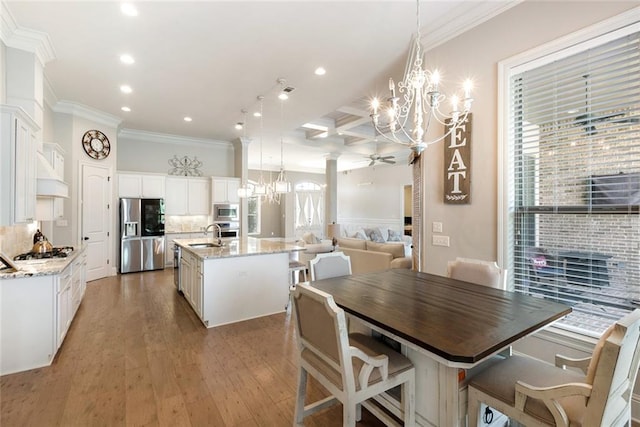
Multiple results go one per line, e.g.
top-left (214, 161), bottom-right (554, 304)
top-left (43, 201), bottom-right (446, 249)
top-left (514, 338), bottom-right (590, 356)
top-left (432, 222), bottom-right (443, 233)
top-left (432, 235), bottom-right (450, 247)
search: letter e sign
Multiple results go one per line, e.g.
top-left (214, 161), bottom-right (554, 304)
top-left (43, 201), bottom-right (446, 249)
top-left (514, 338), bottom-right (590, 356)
top-left (444, 114), bottom-right (471, 204)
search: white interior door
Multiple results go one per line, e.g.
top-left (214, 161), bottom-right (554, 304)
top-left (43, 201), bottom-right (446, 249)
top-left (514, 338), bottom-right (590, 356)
top-left (81, 164), bottom-right (111, 282)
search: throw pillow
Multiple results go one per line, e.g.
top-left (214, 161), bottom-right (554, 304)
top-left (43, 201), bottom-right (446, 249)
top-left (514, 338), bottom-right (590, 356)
top-left (366, 241), bottom-right (405, 259)
top-left (387, 229), bottom-right (403, 242)
top-left (351, 229), bottom-right (367, 240)
top-left (302, 231), bottom-right (321, 244)
top-left (364, 227), bottom-right (385, 243)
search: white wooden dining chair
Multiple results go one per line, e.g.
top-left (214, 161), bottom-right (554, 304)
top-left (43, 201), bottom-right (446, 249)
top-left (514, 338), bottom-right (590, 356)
top-left (467, 309), bottom-right (640, 427)
top-left (290, 283), bottom-right (415, 426)
top-left (447, 257), bottom-right (507, 290)
top-left (309, 251), bottom-right (352, 281)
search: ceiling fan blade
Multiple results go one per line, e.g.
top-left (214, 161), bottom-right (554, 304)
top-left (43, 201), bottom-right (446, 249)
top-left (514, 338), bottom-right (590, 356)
top-left (381, 155), bottom-right (395, 160)
top-left (382, 159), bottom-right (396, 164)
top-left (369, 160), bottom-right (375, 167)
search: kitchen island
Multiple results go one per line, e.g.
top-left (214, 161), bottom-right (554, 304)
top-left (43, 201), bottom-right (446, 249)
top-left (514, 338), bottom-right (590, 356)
top-left (174, 237), bottom-right (304, 328)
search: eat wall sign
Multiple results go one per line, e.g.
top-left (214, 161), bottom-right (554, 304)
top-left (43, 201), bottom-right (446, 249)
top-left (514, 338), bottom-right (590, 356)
top-left (444, 114), bottom-right (472, 204)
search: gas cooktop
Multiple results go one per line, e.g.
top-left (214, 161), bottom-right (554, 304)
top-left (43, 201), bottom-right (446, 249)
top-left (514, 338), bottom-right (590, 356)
top-left (14, 246), bottom-right (74, 261)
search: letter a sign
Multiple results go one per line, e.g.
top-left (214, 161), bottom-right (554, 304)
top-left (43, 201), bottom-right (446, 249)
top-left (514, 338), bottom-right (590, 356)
top-left (444, 113), bottom-right (471, 204)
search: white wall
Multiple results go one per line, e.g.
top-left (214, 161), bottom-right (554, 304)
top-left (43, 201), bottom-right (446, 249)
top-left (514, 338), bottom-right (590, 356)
top-left (0, 40), bottom-right (6, 104)
top-left (337, 163), bottom-right (411, 231)
top-left (117, 135), bottom-right (234, 177)
top-left (420, 1), bottom-right (637, 277)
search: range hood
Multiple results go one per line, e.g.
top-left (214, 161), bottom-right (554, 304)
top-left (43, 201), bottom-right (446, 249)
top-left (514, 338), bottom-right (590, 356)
top-left (36, 152), bottom-right (69, 198)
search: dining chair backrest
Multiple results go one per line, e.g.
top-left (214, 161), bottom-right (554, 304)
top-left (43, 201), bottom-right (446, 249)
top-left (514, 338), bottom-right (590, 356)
top-left (290, 283), bottom-right (416, 426)
top-left (447, 257), bottom-right (507, 289)
top-left (291, 283), bottom-right (355, 391)
top-left (585, 309), bottom-right (640, 424)
top-left (309, 252), bottom-right (352, 281)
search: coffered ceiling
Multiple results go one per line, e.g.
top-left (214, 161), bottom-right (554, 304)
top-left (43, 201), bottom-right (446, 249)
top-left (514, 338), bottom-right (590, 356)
top-left (5, 1), bottom-right (520, 173)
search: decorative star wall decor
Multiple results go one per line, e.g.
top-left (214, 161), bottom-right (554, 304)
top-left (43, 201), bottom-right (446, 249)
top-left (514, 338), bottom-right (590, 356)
top-left (168, 155), bottom-right (203, 176)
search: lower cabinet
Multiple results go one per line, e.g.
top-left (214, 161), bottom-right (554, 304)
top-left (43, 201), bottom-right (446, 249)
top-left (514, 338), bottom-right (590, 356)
top-left (180, 249), bottom-right (203, 320)
top-left (0, 248), bottom-right (87, 375)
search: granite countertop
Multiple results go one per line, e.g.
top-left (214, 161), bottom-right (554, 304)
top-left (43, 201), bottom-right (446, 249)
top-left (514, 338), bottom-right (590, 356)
top-left (0, 247), bottom-right (85, 280)
top-left (174, 236), bottom-right (305, 260)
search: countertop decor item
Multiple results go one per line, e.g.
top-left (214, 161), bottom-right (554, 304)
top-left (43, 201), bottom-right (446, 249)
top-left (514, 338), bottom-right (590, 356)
top-left (81, 129), bottom-right (111, 159)
top-left (168, 155), bottom-right (203, 176)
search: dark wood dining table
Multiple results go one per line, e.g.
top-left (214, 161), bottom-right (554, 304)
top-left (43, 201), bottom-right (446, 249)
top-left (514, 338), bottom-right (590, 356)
top-left (311, 268), bottom-right (572, 426)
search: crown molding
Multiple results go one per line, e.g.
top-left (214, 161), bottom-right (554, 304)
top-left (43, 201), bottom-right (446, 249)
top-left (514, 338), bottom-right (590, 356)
top-left (1, 1), bottom-right (56, 66)
top-left (118, 128), bottom-right (232, 149)
top-left (53, 100), bottom-right (122, 129)
top-left (422, 0), bottom-right (523, 50)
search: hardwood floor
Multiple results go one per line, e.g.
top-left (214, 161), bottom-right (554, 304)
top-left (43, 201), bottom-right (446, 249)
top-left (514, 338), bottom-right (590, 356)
top-left (1, 269), bottom-right (386, 426)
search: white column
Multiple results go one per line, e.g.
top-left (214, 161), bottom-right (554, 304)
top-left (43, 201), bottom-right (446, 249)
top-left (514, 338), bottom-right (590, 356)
top-left (325, 153), bottom-right (339, 237)
top-left (233, 137), bottom-right (251, 237)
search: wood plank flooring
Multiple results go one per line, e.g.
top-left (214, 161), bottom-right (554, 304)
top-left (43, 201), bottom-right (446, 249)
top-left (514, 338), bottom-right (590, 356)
top-left (0, 269), bottom-right (386, 426)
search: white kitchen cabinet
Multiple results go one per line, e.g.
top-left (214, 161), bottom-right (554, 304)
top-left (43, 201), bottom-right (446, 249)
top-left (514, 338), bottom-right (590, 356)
top-left (211, 177), bottom-right (240, 204)
top-left (118, 173), bottom-right (165, 198)
top-left (165, 177), bottom-right (210, 215)
top-left (1, 249), bottom-right (88, 375)
top-left (0, 105), bottom-right (38, 225)
top-left (180, 249), bottom-right (203, 320)
top-left (57, 263), bottom-right (73, 347)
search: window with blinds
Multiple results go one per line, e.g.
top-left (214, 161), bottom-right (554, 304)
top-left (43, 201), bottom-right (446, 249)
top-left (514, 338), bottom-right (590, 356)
top-left (507, 26), bottom-right (640, 335)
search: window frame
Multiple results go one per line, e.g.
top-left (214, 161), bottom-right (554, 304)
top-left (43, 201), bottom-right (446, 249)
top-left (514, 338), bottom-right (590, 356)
top-left (498, 10), bottom-right (640, 340)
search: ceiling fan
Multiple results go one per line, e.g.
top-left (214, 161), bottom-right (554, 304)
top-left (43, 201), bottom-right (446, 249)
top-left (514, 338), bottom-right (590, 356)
top-left (573, 74), bottom-right (639, 135)
top-left (366, 153), bottom-right (396, 166)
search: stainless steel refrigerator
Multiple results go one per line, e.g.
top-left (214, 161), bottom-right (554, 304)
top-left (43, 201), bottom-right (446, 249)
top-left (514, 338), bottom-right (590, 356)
top-left (119, 198), bottom-right (165, 273)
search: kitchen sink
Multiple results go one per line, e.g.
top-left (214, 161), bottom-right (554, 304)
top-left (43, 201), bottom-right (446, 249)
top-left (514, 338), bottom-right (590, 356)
top-left (189, 242), bottom-right (224, 248)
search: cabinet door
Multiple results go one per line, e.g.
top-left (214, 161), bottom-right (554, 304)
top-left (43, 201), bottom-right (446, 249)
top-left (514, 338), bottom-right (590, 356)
top-left (226, 179), bottom-right (240, 203)
top-left (165, 177), bottom-right (188, 215)
top-left (118, 174), bottom-right (142, 198)
top-left (14, 117), bottom-right (36, 223)
top-left (187, 179), bottom-right (210, 215)
top-left (212, 178), bottom-right (240, 203)
top-left (142, 175), bottom-right (165, 198)
top-left (180, 255), bottom-right (192, 301)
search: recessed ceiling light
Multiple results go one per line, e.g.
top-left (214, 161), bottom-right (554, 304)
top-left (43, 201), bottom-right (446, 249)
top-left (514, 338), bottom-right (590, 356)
top-left (278, 93), bottom-right (289, 101)
top-left (120, 84), bottom-right (132, 94)
top-left (315, 67), bottom-right (326, 76)
top-left (184, 117), bottom-right (192, 122)
top-left (235, 122), bottom-right (243, 130)
top-left (120, 54), bottom-right (135, 65)
top-left (121, 3), bottom-right (138, 17)
top-left (121, 106), bottom-right (131, 112)
top-left (253, 112), bottom-right (261, 118)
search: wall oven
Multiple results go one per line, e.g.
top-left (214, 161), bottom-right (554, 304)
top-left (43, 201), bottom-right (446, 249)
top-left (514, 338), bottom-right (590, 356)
top-left (216, 221), bottom-right (239, 238)
top-left (213, 203), bottom-right (239, 221)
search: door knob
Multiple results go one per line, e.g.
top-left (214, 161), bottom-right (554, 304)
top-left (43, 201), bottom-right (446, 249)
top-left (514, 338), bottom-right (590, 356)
top-left (83, 237), bottom-right (89, 241)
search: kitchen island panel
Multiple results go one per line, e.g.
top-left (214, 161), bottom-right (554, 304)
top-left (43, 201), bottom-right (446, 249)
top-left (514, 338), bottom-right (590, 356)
top-left (202, 252), bottom-right (289, 327)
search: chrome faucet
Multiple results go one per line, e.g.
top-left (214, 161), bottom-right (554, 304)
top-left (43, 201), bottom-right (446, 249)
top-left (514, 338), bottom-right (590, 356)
top-left (204, 223), bottom-right (222, 245)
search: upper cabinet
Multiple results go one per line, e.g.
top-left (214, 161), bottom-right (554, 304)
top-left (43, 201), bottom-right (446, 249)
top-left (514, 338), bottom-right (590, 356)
top-left (118, 173), bottom-right (165, 199)
top-left (211, 177), bottom-right (240, 204)
top-left (165, 177), bottom-right (210, 215)
top-left (0, 105), bottom-right (38, 225)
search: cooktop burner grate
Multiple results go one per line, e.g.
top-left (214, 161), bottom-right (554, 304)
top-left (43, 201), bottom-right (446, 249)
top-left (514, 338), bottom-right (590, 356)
top-left (14, 246), bottom-right (74, 261)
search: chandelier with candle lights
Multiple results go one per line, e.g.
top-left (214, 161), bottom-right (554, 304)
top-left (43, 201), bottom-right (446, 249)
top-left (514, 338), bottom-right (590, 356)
top-left (370, 0), bottom-right (473, 154)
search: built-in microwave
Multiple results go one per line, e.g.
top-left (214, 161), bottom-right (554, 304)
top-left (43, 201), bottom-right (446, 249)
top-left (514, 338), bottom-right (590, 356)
top-left (213, 203), bottom-right (239, 221)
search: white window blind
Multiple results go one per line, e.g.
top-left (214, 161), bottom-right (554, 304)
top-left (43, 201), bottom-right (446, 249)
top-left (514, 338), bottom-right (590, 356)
top-left (509, 28), bottom-right (640, 335)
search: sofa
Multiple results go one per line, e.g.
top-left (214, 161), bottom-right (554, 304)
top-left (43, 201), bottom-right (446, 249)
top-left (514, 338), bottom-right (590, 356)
top-left (336, 237), bottom-right (412, 274)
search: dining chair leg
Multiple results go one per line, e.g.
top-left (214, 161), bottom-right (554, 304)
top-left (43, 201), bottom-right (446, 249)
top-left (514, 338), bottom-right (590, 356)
top-left (343, 400), bottom-right (357, 427)
top-left (294, 368), bottom-right (308, 426)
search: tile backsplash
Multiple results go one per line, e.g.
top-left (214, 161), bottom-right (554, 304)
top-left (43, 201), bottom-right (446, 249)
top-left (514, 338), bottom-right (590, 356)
top-left (165, 215), bottom-right (211, 233)
top-left (0, 222), bottom-right (39, 257)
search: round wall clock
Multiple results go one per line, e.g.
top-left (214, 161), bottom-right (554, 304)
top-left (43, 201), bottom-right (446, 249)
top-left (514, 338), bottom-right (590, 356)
top-left (82, 130), bottom-right (111, 160)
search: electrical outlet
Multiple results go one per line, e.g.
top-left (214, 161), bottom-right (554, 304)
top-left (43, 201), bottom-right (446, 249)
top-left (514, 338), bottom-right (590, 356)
top-left (432, 222), bottom-right (443, 233)
top-left (432, 235), bottom-right (450, 247)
